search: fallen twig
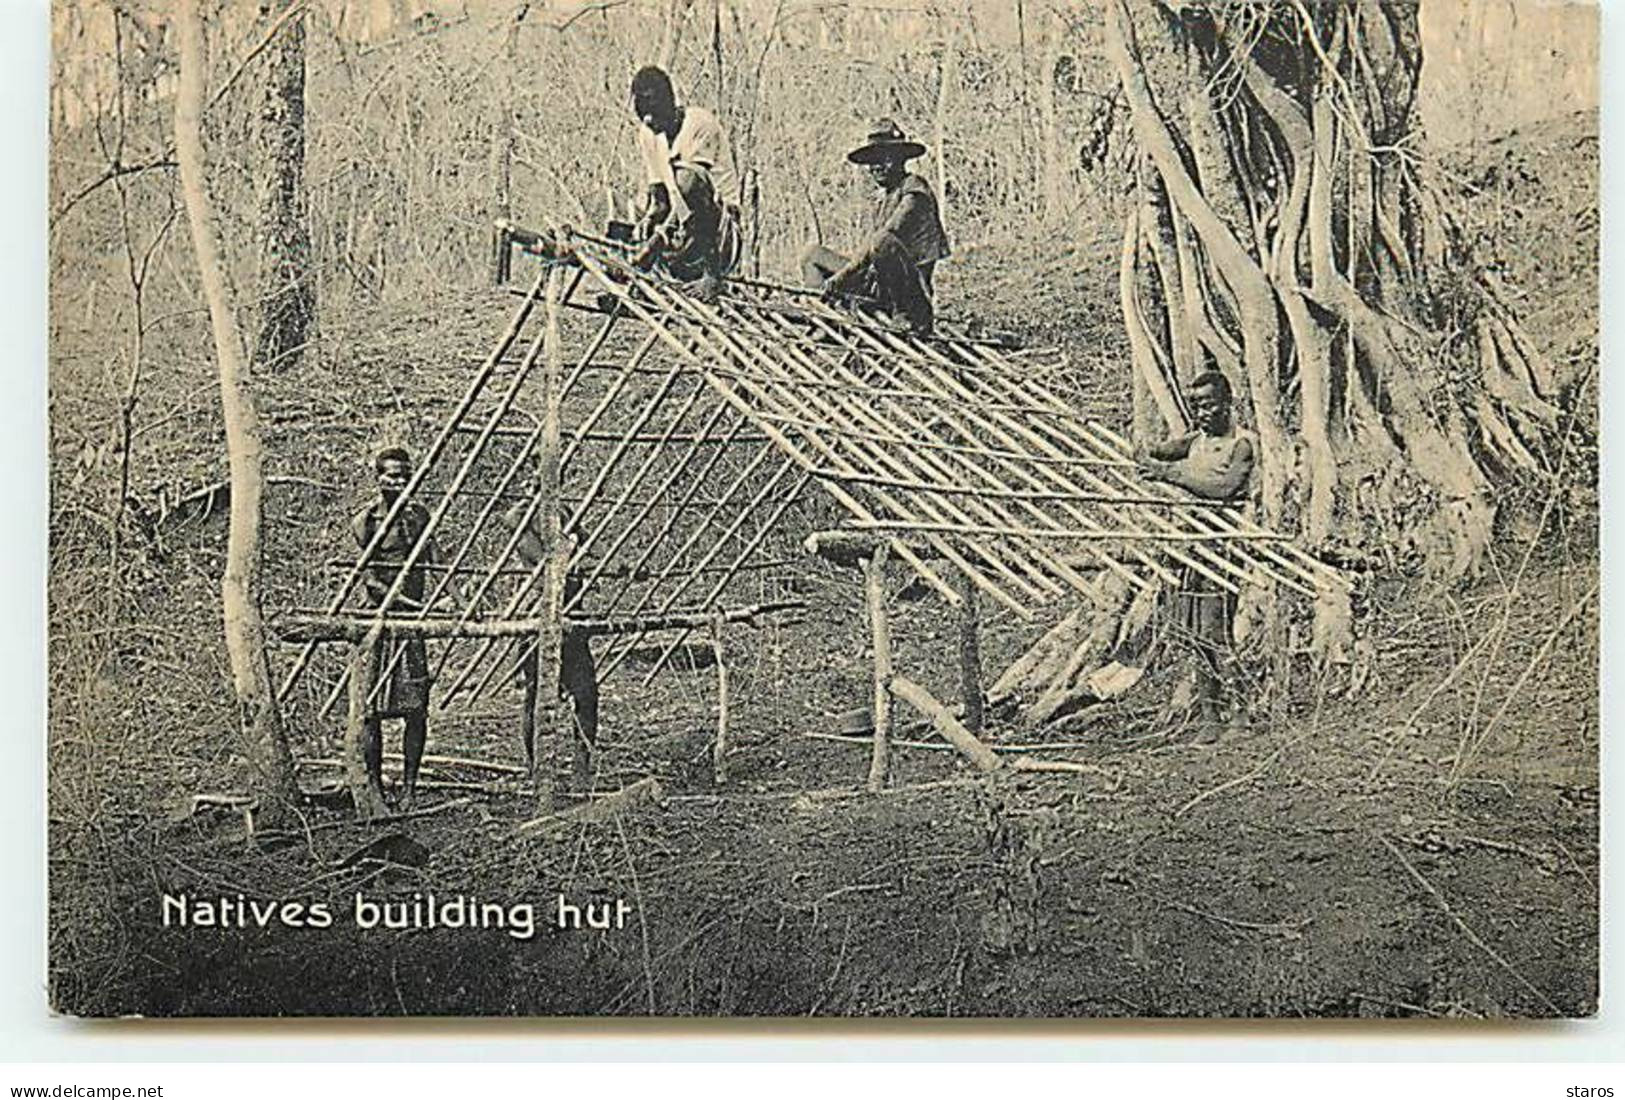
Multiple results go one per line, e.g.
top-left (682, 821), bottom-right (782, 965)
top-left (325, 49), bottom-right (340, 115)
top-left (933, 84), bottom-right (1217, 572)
top-left (1008, 758), bottom-right (1119, 783)
top-left (1162, 898), bottom-right (1311, 937)
top-left (807, 914), bottom-right (855, 1015)
top-left (614, 815), bottom-right (658, 1015)
top-left (251, 796), bottom-right (476, 841)
top-left (1174, 735), bottom-right (1304, 818)
top-left (801, 730), bottom-right (1105, 755)
top-left (297, 752), bottom-right (527, 777)
top-left (1448, 580), bottom-right (1598, 787)
top-left (517, 777), bottom-right (664, 834)
top-left (789, 777), bottom-right (981, 808)
top-left (1378, 834), bottom-right (1562, 1015)
top-left (1553, 839), bottom-right (1597, 894)
top-left (1351, 991), bottom-right (1460, 1019)
top-left (1461, 834), bottom-right (1560, 874)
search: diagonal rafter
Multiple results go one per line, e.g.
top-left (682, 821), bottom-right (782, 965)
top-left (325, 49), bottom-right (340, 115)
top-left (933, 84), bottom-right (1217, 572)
top-left (275, 231), bottom-right (1346, 712)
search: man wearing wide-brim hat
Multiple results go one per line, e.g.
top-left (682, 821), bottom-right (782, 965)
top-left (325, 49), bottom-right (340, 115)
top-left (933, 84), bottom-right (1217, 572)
top-left (801, 118), bottom-right (951, 335)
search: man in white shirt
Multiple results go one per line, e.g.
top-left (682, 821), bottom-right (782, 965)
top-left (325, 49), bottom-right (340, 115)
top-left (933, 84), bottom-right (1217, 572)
top-left (627, 66), bottom-right (740, 299)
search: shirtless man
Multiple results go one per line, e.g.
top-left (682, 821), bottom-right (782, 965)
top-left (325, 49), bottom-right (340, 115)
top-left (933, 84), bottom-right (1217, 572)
top-left (351, 447), bottom-right (435, 808)
top-left (1139, 369), bottom-right (1255, 740)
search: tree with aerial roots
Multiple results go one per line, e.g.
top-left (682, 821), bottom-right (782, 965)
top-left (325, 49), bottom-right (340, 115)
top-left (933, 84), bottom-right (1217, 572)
top-left (1102, 0), bottom-right (1577, 666)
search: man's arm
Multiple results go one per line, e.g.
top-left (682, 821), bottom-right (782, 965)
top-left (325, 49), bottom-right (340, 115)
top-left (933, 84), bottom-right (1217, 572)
top-left (689, 109), bottom-right (737, 205)
top-left (1137, 431), bottom-right (1194, 483)
top-left (506, 503), bottom-right (546, 569)
top-left (823, 190), bottom-right (933, 298)
top-left (637, 183), bottom-right (672, 240)
top-left (635, 124), bottom-right (685, 234)
top-left (1144, 431), bottom-right (1197, 462)
top-left (352, 506), bottom-right (392, 605)
top-left (1159, 436), bottom-right (1254, 501)
top-left (875, 188), bottom-right (927, 244)
top-left (418, 526), bottom-right (454, 611)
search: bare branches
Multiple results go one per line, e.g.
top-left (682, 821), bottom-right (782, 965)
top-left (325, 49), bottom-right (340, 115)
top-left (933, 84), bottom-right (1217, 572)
top-left (545, 0), bottom-right (631, 34)
top-left (52, 0), bottom-right (310, 230)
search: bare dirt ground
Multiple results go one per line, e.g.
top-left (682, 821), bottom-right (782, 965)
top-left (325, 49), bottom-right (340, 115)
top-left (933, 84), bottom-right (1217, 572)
top-left (47, 113), bottom-right (1597, 1019)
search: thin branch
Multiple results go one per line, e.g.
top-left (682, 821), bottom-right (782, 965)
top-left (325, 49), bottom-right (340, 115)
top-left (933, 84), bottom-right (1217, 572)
top-left (1379, 834), bottom-right (1563, 1015)
top-left (1175, 735), bottom-right (1304, 819)
top-left (547, 0), bottom-right (632, 33)
top-left (52, 159), bottom-right (178, 227)
top-left (52, 0), bottom-right (310, 228)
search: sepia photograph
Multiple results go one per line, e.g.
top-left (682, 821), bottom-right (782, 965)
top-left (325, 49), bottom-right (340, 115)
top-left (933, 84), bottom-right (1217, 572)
top-left (46, 0), bottom-right (1598, 1019)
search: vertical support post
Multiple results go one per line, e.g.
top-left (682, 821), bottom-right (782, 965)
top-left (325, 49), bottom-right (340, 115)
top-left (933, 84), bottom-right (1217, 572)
top-left (567, 594), bottom-right (593, 796)
top-left (959, 567), bottom-right (984, 734)
top-left (866, 543), bottom-right (893, 792)
top-left (493, 222), bottom-right (513, 286)
top-left (345, 626), bottom-right (389, 821)
top-left (710, 611), bottom-right (728, 787)
top-left (532, 264), bottom-right (567, 811)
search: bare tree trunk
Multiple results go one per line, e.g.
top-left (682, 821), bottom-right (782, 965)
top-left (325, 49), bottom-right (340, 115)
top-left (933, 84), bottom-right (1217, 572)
top-left (253, 0), bottom-right (315, 372)
top-left (935, 31), bottom-right (956, 233)
top-left (1038, 7), bottom-right (1064, 222)
top-left (491, 3), bottom-right (527, 223)
top-left (175, 0), bottom-right (299, 818)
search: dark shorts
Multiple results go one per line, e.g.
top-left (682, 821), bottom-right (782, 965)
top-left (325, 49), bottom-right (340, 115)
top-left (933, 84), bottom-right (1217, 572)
top-left (368, 635), bottom-right (430, 718)
top-left (664, 165), bottom-right (741, 282)
top-left (1174, 566), bottom-right (1236, 651)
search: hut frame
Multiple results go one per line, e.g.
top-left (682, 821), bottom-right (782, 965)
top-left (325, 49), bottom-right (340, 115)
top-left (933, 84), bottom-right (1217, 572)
top-left (273, 227), bottom-right (1346, 809)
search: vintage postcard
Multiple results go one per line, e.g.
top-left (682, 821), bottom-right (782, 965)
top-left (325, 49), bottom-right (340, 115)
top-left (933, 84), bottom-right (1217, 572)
top-left (47, 0), bottom-right (1597, 1018)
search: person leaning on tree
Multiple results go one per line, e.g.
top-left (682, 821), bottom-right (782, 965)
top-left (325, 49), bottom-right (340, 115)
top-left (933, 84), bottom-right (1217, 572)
top-left (350, 446), bottom-right (437, 809)
top-left (1137, 368), bottom-right (1256, 743)
top-left (801, 118), bottom-right (950, 336)
top-left (626, 65), bottom-right (741, 300)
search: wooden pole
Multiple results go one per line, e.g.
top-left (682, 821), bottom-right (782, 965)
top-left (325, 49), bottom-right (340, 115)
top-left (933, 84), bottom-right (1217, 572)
top-left (575, 443), bottom-right (784, 684)
top-left (710, 612), bottom-right (728, 787)
top-left (688, 291), bottom-right (1051, 614)
top-left (807, 312), bottom-right (1194, 591)
top-left (959, 569), bottom-right (984, 734)
top-left (442, 337), bottom-right (697, 702)
top-left (345, 626), bottom-right (390, 821)
top-left (944, 338), bottom-right (1299, 594)
top-left (888, 675), bottom-right (1002, 774)
top-left (568, 399), bottom-right (739, 614)
top-left (533, 265), bottom-right (567, 811)
top-left (275, 599), bottom-right (806, 643)
top-left (866, 543), bottom-right (893, 792)
top-left (742, 327), bottom-right (1114, 613)
top-left (323, 276), bottom-right (565, 720)
top-left (277, 269), bottom-right (545, 703)
top-left (702, 297), bottom-right (1060, 609)
top-left (636, 461), bottom-right (811, 685)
